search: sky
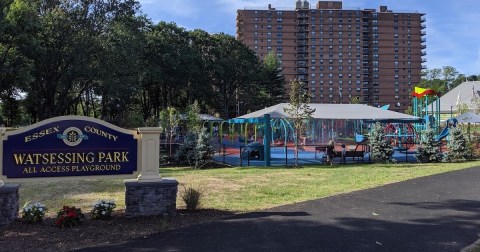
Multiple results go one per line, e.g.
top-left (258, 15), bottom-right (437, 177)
top-left (138, 0), bottom-right (480, 76)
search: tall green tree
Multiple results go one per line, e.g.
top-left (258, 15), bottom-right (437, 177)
top-left (185, 100), bottom-right (202, 134)
top-left (159, 106), bottom-right (180, 156)
top-left (419, 66), bottom-right (461, 93)
top-left (259, 51), bottom-right (285, 107)
top-left (211, 33), bottom-right (261, 119)
top-left (284, 79), bottom-right (315, 166)
top-left (98, 12), bottom-right (148, 126)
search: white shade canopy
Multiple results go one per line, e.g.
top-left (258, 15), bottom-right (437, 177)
top-left (454, 112), bottom-right (480, 123)
top-left (235, 103), bottom-right (422, 122)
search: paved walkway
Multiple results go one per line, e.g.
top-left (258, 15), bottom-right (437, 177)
top-left (81, 167), bottom-right (480, 252)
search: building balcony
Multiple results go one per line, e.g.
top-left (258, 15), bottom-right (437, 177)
top-left (421, 57), bottom-right (427, 62)
top-left (421, 25), bottom-right (426, 29)
top-left (421, 17), bottom-right (426, 23)
top-left (422, 65), bottom-right (427, 69)
top-left (421, 38), bottom-right (426, 43)
top-left (298, 68), bottom-right (307, 74)
top-left (421, 31), bottom-right (426, 36)
top-left (297, 60), bottom-right (307, 66)
top-left (421, 45), bottom-right (426, 49)
top-left (421, 51), bottom-right (426, 56)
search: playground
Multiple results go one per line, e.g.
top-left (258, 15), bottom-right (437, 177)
top-left (210, 87), bottom-right (478, 167)
top-left (211, 103), bottom-right (424, 167)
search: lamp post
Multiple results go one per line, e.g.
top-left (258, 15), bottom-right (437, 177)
top-left (450, 105), bottom-right (453, 118)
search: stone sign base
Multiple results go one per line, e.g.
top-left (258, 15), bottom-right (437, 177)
top-left (0, 184), bottom-right (20, 228)
top-left (124, 178), bottom-right (178, 218)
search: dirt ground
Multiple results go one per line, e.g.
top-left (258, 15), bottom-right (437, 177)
top-left (0, 209), bottom-right (233, 251)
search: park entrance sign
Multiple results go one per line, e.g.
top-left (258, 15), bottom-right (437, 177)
top-left (0, 116), bottom-right (140, 181)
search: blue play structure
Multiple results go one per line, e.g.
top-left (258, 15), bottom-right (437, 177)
top-left (435, 118), bottom-right (458, 142)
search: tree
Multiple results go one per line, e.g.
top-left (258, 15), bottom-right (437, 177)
top-left (98, 13), bottom-right (148, 127)
top-left (455, 103), bottom-right (469, 115)
top-left (443, 127), bottom-right (468, 162)
top-left (259, 51), bottom-right (285, 107)
top-left (442, 66), bottom-right (459, 91)
top-left (195, 128), bottom-right (214, 168)
top-left (210, 33), bottom-right (262, 119)
top-left (419, 66), bottom-right (460, 93)
top-left (284, 79), bottom-right (315, 166)
top-left (185, 100), bottom-right (202, 134)
top-left (368, 122), bottom-right (393, 162)
top-left (175, 128), bottom-right (213, 168)
top-left (415, 128), bottom-right (441, 162)
top-left (349, 96), bottom-right (362, 104)
top-left (159, 107), bottom-right (180, 157)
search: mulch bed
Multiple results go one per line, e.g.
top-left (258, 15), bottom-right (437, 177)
top-left (0, 209), bottom-right (234, 251)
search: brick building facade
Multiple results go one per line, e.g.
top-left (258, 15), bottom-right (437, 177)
top-left (236, 1), bottom-right (426, 112)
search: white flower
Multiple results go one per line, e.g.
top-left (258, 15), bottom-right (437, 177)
top-left (102, 211), bottom-right (106, 215)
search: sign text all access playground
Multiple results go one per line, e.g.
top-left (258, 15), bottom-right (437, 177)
top-left (1, 116), bottom-right (139, 179)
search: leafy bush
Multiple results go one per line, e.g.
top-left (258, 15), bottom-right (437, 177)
top-left (195, 128), bottom-right (214, 164)
top-left (416, 128), bottom-right (441, 162)
top-left (368, 122), bottom-right (393, 162)
top-left (443, 127), bottom-right (468, 162)
top-left (54, 206), bottom-right (84, 228)
top-left (175, 128), bottom-right (214, 168)
top-left (175, 132), bottom-right (197, 165)
top-left (91, 199), bottom-right (116, 220)
top-left (181, 186), bottom-right (202, 211)
top-left (21, 202), bottom-right (47, 224)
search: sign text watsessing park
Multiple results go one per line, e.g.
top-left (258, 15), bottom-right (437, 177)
top-left (0, 116), bottom-right (140, 180)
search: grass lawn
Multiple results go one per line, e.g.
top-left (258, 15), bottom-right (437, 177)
top-left (18, 161), bottom-right (480, 215)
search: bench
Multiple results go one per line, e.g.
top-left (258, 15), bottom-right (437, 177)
top-left (314, 145), bottom-right (327, 159)
top-left (315, 146), bottom-right (365, 163)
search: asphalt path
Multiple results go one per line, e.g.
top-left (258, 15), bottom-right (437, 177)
top-left (79, 167), bottom-right (480, 252)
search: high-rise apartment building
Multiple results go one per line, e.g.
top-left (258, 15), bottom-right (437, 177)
top-left (236, 1), bottom-right (426, 112)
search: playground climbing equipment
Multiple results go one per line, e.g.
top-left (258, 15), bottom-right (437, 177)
top-left (412, 87), bottom-right (441, 132)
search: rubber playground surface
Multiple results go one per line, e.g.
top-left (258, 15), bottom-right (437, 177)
top-left (213, 141), bottom-right (418, 167)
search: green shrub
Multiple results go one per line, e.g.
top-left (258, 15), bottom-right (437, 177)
top-left (416, 128), bottom-right (441, 162)
top-left (368, 122), bottom-right (393, 162)
top-left (443, 127), bottom-right (468, 162)
top-left (175, 128), bottom-right (214, 168)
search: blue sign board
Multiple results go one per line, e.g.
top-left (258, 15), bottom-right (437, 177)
top-left (1, 116), bottom-right (139, 179)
